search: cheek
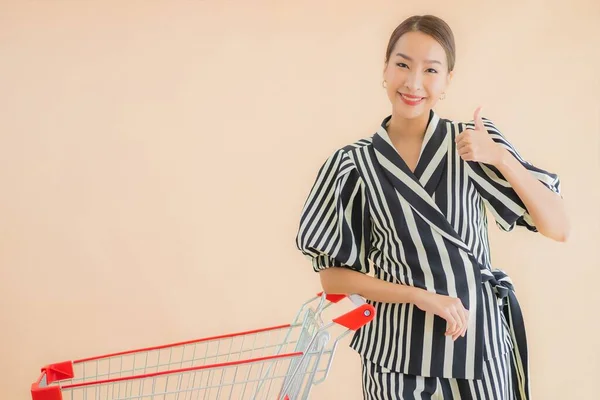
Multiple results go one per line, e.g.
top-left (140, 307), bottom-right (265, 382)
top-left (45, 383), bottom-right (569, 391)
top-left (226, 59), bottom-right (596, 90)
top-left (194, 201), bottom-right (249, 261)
top-left (425, 78), bottom-right (446, 94)
top-left (386, 69), bottom-right (405, 84)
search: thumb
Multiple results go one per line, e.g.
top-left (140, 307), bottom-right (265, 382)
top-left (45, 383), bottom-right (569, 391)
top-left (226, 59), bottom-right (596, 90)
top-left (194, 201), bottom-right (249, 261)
top-left (474, 106), bottom-right (485, 131)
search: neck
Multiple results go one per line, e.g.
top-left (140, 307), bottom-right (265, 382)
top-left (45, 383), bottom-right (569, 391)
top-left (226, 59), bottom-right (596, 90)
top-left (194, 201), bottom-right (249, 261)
top-left (386, 110), bottom-right (431, 142)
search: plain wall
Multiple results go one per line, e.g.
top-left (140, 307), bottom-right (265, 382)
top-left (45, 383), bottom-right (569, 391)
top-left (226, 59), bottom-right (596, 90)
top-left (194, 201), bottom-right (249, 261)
top-left (1, 1), bottom-right (599, 399)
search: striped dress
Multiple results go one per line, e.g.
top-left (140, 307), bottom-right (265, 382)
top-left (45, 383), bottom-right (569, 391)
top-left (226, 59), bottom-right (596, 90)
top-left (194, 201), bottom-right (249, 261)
top-left (295, 110), bottom-right (561, 399)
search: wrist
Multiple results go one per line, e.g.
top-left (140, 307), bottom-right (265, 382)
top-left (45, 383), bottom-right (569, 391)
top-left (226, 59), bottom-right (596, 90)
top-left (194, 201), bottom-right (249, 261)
top-left (405, 286), bottom-right (425, 305)
top-left (493, 146), bottom-right (511, 169)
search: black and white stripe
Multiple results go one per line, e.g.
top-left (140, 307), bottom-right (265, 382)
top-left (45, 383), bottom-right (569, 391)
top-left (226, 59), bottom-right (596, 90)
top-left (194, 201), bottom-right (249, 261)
top-left (296, 110), bottom-right (560, 398)
top-left (361, 344), bottom-right (516, 399)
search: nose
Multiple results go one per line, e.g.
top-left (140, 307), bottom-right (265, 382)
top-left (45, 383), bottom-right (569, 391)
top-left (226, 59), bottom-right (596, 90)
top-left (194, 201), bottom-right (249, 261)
top-left (404, 70), bottom-right (423, 92)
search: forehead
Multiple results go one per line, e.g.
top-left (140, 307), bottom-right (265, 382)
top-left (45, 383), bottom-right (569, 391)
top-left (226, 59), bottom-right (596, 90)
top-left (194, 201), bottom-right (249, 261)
top-left (391, 31), bottom-right (447, 62)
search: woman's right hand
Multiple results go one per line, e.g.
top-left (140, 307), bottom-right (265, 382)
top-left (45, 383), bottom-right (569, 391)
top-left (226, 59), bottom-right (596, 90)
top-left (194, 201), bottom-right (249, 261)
top-left (410, 288), bottom-right (470, 341)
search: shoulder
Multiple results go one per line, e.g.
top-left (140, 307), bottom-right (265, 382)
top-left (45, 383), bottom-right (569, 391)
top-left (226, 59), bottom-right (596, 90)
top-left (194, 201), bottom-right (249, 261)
top-left (443, 114), bottom-right (503, 135)
top-left (324, 136), bottom-right (373, 165)
top-left (340, 136), bottom-right (373, 163)
top-left (316, 137), bottom-right (372, 180)
top-left (341, 136), bottom-right (373, 153)
top-left (340, 137), bottom-right (373, 170)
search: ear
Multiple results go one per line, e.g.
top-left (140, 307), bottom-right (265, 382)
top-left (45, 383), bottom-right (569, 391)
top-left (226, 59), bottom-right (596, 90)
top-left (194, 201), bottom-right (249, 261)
top-left (446, 70), bottom-right (454, 86)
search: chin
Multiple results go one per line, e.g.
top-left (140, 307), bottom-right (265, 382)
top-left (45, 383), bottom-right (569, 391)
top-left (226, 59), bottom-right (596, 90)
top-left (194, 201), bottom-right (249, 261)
top-left (393, 102), bottom-right (430, 119)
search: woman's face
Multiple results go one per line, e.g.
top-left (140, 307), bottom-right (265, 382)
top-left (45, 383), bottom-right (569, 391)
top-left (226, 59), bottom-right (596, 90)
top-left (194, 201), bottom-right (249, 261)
top-left (383, 31), bottom-right (453, 120)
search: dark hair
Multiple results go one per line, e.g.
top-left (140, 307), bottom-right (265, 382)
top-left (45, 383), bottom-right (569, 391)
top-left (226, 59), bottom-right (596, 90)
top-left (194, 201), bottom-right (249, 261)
top-left (384, 15), bottom-right (456, 72)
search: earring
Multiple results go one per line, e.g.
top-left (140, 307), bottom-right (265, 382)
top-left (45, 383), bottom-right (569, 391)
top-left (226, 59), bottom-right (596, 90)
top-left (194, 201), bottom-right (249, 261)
top-left (382, 80), bottom-right (387, 89)
top-left (440, 92), bottom-right (446, 100)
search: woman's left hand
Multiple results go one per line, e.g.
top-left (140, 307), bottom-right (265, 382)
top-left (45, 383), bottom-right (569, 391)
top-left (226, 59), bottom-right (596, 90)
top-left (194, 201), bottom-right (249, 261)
top-left (455, 106), bottom-right (507, 166)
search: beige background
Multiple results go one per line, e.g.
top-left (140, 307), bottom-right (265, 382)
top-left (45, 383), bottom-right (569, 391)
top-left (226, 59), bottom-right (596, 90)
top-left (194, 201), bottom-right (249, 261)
top-left (1, 1), bottom-right (599, 399)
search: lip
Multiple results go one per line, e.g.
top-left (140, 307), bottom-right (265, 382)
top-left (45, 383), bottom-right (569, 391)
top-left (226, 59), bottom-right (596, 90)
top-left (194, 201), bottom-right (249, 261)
top-left (399, 93), bottom-right (423, 99)
top-left (398, 92), bottom-right (425, 106)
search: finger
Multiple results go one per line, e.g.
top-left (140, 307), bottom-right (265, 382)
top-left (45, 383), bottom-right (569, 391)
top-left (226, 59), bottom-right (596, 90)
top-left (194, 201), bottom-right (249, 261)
top-left (446, 318), bottom-right (457, 336)
top-left (450, 308), bottom-right (463, 337)
top-left (445, 314), bottom-right (457, 336)
top-left (461, 309), bottom-right (470, 337)
top-left (455, 129), bottom-right (471, 143)
top-left (457, 307), bottom-right (467, 338)
top-left (447, 309), bottom-right (461, 339)
top-left (455, 305), bottom-right (466, 331)
top-left (457, 140), bottom-right (473, 153)
top-left (454, 330), bottom-right (462, 341)
top-left (459, 151), bottom-right (474, 161)
top-left (457, 307), bottom-right (468, 340)
top-left (474, 106), bottom-right (485, 131)
top-left (456, 140), bottom-right (470, 151)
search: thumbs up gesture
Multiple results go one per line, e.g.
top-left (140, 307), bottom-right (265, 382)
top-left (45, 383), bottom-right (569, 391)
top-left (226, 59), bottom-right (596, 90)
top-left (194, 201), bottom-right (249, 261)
top-left (455, 106), bottom-right (506, 166)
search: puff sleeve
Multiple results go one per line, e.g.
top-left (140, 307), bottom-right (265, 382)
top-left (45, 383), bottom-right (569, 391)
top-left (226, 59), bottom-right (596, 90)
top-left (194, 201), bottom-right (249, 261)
top-left (465, 118), bottom-right (562, 232)
top-left (295, 149), bottom-right (372, 273)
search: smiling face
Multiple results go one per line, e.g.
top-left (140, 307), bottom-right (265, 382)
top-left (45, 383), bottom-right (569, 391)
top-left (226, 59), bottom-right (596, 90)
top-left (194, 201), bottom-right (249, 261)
top-left (383, 30), bottom-right (454, 120)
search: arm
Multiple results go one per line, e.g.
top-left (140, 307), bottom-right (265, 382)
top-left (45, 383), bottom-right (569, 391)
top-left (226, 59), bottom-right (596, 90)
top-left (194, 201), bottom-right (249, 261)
top-left (319, 267), bottom-right (420, 304)
top-left (494, 149), bottom-right (570, 242)
top-left (319, 267), bottom-right (470, 340)
top-left (297, 150), bottom-right (468, 340)
top-left (456, 107), bottom-right (569, 241)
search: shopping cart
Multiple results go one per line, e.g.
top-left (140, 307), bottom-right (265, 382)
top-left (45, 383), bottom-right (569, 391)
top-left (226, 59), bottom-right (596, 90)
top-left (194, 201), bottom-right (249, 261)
top-left (31, 292), bottom-right (375, 400)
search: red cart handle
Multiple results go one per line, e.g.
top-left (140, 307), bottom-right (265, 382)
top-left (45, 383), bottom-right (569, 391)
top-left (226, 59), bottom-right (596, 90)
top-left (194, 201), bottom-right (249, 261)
top-left (333, 303), bottom-right (375, 330)
top-left (317, 292), bottom-right (376, 331)
top-left (31, 361), bottom-right (74, 400)
top-left (316, 291), bottom-right (346, 304)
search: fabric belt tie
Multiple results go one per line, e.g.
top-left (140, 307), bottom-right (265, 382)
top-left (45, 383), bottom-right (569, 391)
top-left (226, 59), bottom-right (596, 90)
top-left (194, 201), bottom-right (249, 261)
top-left (481, 269), bottom-right (530, 400)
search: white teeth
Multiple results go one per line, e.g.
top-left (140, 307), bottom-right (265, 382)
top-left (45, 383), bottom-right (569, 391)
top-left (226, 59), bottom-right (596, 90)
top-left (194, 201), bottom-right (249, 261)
top-left (401, 94), bottom-right (423, 101)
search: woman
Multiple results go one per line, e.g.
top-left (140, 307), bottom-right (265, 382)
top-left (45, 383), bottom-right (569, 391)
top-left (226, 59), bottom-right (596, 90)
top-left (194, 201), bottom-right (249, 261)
top-left (295, 15), bottom-right (569, 400)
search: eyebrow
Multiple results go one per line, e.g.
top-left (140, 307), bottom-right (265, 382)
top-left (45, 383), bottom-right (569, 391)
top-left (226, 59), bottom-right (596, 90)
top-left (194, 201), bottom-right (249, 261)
top-left (396, 52), bottom-right (442, 65)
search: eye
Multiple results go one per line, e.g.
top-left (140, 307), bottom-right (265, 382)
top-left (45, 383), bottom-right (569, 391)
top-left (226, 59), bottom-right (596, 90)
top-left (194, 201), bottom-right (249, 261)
top-left (396, 63), bottom-right (408, 68)
top-left (426, 68), bottom-right (438, 73)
